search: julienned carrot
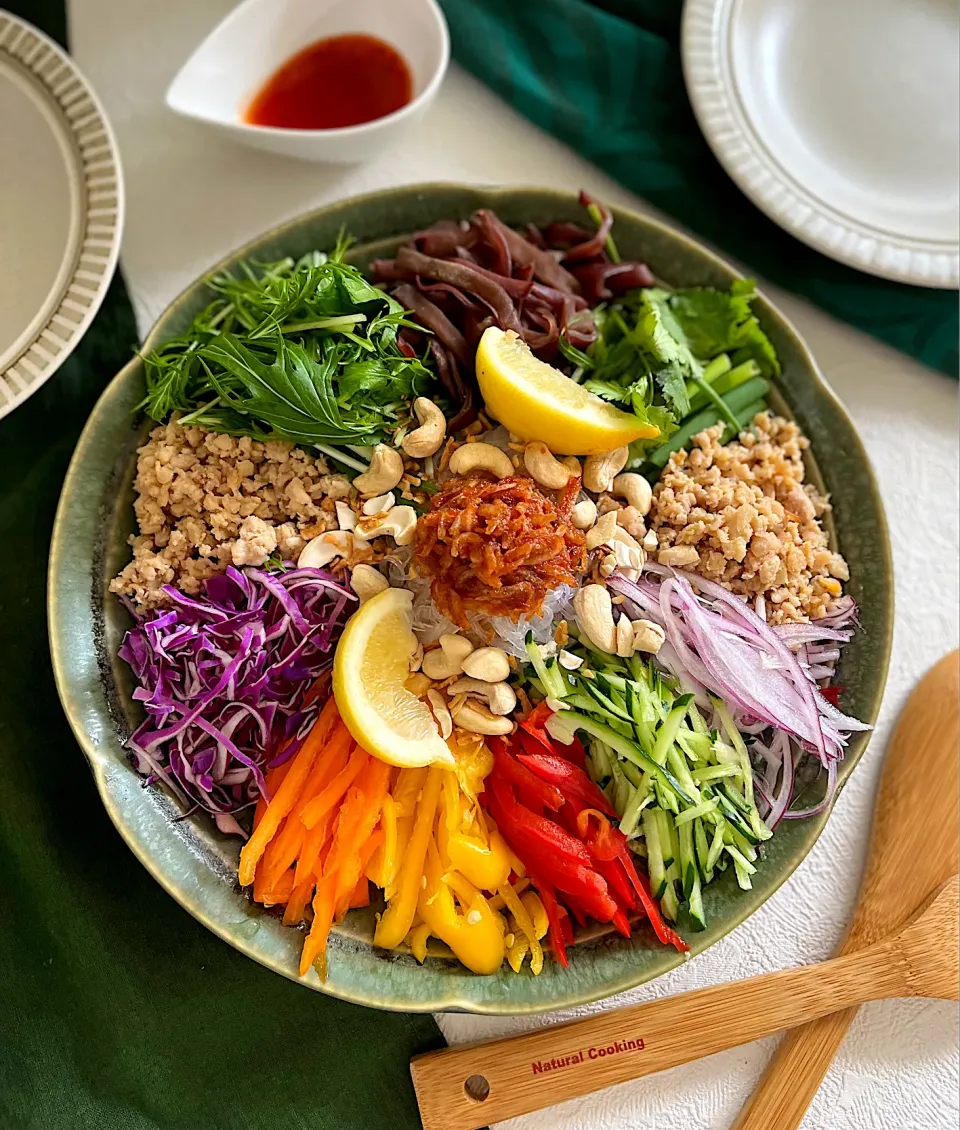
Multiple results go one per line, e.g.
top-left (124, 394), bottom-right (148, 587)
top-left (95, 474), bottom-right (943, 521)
top-left (325, 758), bottom-right (391, 882)
top-left (239, 696), bottom-right (339, 886)
top-left (300, 744), bottom-right (368, 829)
top-left (329, 762), bottom-right (392, 917)
top-left (365, 793), bottom-right (397, 888)
top-left (300, 874), bottom-right (336, 977)
top-left (254, 756), bottom-right (293, 829)
top-left (259, 723), bottom-right (354, 890)
top-left (282, 880), bottom-right (315, 927)
top-left (348, 829), bottom-right (384, 910)
top-left (294, 809), bottom-right (335, 888)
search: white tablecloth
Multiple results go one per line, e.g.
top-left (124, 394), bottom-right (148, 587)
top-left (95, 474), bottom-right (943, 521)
top-left (70, 2), bottom-right (959, 1126)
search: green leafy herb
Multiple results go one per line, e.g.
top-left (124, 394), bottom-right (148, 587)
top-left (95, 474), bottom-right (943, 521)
top-left (141, 241), bottom-right (442, 447)
top-left (570, 279), bottom-right (779, 465)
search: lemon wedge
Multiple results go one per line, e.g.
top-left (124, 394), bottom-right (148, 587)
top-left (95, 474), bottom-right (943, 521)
top-left (476, 326), bottom-right (660, 455)
top-left (333, 588), bottom-right (454, 769)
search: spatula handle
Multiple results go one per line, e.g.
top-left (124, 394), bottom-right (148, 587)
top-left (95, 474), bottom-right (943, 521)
top-left (730, 1006), bottom-right (860, 1130)
top-left (411, 946), bottom-right (903, 1130)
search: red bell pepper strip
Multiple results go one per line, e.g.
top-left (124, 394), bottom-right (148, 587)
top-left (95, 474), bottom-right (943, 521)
top-left (618, 845), bottom-right (689, 953)
top-left (611, 906), bottom-right (632, 938)
top-left (490, 737), bottom-right (563, 812)
top-left (528, 871), bottom-right (569, 968)
top-left (594, 855), bottom-right (637, 913)
top-left (575, 807), bottom-right (627, 862)
top-left (520, 702), bottom-right (588, 768)
top-left (516, 745), bottom-right (618, 818)
top-left (487, 774), bottom-right (593, 865)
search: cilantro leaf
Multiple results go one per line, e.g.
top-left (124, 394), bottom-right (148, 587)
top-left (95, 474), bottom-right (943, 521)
top-left (666, 280), bottom-right (780, 376)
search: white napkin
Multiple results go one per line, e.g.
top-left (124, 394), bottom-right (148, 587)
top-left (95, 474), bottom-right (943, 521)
top-left (70, 2), bottom-right (960, 1126)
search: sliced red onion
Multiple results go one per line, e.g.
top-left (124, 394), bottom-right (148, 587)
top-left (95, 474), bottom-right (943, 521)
top-left (607, 567), bottom-right (869, 818)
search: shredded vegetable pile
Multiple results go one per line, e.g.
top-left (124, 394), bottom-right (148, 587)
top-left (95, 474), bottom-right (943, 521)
top-left (415, 472), bottom-right (586, 628)
top-left (608, 566), bottom-right (868, 820)
top-left (119, 567), bottom-right (356, 830)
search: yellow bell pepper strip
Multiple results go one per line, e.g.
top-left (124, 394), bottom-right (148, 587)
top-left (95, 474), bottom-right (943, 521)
top-left (374, 765), bottom-right (444, 949)
top-left (499, 881), bottom-right (544, 975)
top-left (383, 766), bottom-right (428, 900)
top-left (487, 876), bottom-right (530, 912)
top-left (437, 769), bottom-right (513, 892)
top-left (417, 840), bottom-right (506, 975)
top-left (407, 921), bottom-right (431, 964)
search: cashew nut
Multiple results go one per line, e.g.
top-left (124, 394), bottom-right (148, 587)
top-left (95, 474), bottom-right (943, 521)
top-left (562, 456), bottom-right (582, 477)
top-left (362, 491), bottom-right (395, 515)
top-left (451, 699), bottom-right (515, 736)
top-left (402, 397), bottom-right (446, 459)
top-left (616, 615), bottom-right (634, 658)
top-left (583, 446), bottom-right (628, 493)
top-left (460, 646), bottom-right (510, 683)
top-left (335, 501), bottom-right (357, 531)
top-left (426, 688), bottom-right (453, 740)
top-left (353, 444), bottom-right (404, 495)
top-left (358, 505), bottom-right (418, 546)
top-left (585, 511), bottom-right (619, 551)
top-left (599, 553), bottom-right (617, 578)
top-left (439, 633), bottom-right (474, 667)
top-left (642, 529), bottom-right (659, 553)
top-left (420, 646), bottom-right (465, 678)
top-left (298, 529), bottom-right (353, 569)
top-left (523, 442), bottom-right (575, 490)
top-left (448, 442), bottom-right (514, 480)
top-left (632, 618), bottom-right (666, 655)
top-left (611, 473), bottom-right (653, 517)
top-left (570, 499), bottom-right (597, 530)
top-left (659, 545), bottom-right (701, 568)
top-left (447, 676), bottom-right (517, 716)
top-left (349, 563), bottom-right (389, 603)
top-left (572, 584), bottom-right (617, 654)
top-left (405, 672), bottom-right (432, 697)
top-left (558, 649), bottom-right (583, 670)
top-left (611, 537), bottom-right (644, 572)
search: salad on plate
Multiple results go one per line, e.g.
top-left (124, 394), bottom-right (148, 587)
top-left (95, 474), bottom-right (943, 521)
top-left (109, 194), bottom-right (868, 980)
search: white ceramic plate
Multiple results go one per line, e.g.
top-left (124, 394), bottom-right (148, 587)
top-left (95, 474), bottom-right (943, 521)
top-left (682, 0), bottom-right (959, 288)
top-left (0, 12), bottom-right (123, 418)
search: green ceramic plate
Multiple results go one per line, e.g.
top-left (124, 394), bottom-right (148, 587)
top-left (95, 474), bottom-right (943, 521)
top-left (48, 185), bottom-right (892, 1015)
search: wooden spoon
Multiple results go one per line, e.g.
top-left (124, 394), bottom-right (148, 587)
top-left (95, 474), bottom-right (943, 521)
top-left (733, 649), bottom-right (959, 1130)
top-left (411, 878), bottom-right (959, 1129)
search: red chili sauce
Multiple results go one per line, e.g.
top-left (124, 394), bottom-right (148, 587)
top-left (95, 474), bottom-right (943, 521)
top-left (244, 34), bottom-right (413, 131)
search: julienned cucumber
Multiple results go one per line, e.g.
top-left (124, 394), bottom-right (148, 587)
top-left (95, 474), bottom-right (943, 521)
top-left (522, 642), bottom-right (769, 934)
top-left (648, 376), bottom-right (771, 468)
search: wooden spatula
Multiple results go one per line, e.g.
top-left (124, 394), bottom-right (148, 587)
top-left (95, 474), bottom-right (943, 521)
top-left (411, 651), bottom-right (960, 1130)
top-left (411, 877), bottom-right (959, 1130)
top-left (733, 649), bottom-right (960, 1129)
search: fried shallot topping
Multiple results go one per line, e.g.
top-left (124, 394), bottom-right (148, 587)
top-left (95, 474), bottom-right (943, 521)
top-left (414, 472), bottom-right (587, 629)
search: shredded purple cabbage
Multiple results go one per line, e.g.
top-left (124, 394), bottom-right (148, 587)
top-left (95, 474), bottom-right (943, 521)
top-left (118, 566), bottom-right (356, 829)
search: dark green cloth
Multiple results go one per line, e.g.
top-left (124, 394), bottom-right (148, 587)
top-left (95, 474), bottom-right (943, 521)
top-left (0, 5), bottom-right (443, 1128)
top-left (440, 0), bottom-right (959, 377)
